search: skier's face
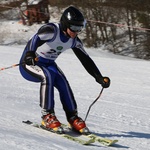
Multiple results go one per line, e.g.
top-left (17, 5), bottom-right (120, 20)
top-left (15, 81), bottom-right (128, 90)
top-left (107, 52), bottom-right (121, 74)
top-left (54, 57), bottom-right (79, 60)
top-left (66, 28), bottom-right (78, 38)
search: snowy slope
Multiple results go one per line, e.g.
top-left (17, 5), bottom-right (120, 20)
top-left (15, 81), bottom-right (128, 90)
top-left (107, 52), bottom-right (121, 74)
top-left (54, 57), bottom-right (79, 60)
top-left (0, 44), bottom-right (150, 150)
top-left (0, 20), bottom-right (150, 150)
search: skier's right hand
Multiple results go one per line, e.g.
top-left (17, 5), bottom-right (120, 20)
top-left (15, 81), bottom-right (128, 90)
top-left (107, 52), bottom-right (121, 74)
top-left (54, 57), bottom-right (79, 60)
top-left (24, 51), bottom-right (36, 65)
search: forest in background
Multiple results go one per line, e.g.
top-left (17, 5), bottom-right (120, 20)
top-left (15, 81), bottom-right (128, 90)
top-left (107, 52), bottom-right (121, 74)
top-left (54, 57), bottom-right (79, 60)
top-left (1, 0), bottom-right (150, 59)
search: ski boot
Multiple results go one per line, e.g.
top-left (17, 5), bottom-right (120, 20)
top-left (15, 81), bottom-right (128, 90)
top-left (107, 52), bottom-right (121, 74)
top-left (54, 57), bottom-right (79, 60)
top-left (69, 116), bottom-right (90, 135)
top-left (41, 113), bottom-right (64, 134)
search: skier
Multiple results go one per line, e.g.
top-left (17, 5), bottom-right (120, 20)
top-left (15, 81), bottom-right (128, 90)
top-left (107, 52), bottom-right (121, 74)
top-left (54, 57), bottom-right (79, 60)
top-left (19, 6), bottom-right (110, 134)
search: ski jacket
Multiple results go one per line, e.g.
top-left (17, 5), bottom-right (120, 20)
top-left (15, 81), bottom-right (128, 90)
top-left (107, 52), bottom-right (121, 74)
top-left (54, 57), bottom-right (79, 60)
top-left (23, 22), bottom-right (102, 81)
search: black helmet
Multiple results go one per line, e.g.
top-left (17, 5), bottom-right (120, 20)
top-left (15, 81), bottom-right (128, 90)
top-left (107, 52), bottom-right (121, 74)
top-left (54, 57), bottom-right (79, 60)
top-left (60, 6), bottom-right (85, 32)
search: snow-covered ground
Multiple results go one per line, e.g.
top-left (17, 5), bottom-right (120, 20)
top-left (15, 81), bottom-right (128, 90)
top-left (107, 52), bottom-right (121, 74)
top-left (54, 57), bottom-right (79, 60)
top-left (0, 20), bottom-right (150, 150)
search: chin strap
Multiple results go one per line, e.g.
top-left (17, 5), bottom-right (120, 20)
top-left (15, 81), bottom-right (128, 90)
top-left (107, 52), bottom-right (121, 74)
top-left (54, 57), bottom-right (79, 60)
top-left (64, 30), bottom-right (71, 38)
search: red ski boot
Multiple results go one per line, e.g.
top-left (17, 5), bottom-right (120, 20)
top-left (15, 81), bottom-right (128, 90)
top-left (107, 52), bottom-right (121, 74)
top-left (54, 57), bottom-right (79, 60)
top-left (69, 116), bottom-right (90, 135)
top-left (41, 113), bottom-right (63, 134)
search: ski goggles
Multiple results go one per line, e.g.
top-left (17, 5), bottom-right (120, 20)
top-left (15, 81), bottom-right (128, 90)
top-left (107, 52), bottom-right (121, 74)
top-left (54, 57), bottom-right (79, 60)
top-left (69, 25), bottom-right (83, 32)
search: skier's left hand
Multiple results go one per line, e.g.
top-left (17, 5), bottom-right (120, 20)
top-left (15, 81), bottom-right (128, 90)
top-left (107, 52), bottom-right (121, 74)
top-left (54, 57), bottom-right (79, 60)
top-left (96, 76), bottom-right (110, 88)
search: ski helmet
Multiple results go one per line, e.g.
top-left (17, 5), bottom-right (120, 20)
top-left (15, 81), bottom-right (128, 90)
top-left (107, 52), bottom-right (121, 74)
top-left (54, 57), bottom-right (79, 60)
top-left (60, 6), bottom-right (85, 32)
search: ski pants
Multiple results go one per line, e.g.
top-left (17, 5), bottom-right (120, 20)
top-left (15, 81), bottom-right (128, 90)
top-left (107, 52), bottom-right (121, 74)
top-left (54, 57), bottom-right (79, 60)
top-left (19, 60), bottom-right (77, 120)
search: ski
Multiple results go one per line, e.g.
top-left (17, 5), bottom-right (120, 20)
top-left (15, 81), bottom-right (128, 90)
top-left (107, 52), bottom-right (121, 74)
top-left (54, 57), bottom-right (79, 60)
top-left (22, 120), bottom-right (94, 145)
top-left (22, 120), bottom-right (118, 146)
top-left (87, 134), bottom-right (118, 146)
top-left (62, 123), bottom-right (118, 146)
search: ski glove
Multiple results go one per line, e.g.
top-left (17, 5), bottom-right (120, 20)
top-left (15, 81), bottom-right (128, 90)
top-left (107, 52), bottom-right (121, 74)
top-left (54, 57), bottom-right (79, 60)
top-left (24, 51), bottom-right (36, 66)
top-left (96, 76), bottom-right (110, 88)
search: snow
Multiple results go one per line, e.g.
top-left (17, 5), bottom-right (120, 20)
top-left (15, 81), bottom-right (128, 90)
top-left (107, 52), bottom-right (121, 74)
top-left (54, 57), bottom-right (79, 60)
top-left (0, 20), bottom-right (150, 150)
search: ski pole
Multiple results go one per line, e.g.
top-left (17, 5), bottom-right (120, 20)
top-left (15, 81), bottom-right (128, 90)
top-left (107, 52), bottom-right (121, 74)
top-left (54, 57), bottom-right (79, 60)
top-left (84, 87), bottom-right (104, 121)
top-left (0, 62), bottom-right (24, 72)
top-left (0, 58), bottom-right (39, 72)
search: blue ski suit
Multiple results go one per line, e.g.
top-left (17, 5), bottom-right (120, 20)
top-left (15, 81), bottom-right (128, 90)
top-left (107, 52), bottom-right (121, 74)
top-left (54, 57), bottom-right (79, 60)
top-left (19, 23), bottom-right (102, 120)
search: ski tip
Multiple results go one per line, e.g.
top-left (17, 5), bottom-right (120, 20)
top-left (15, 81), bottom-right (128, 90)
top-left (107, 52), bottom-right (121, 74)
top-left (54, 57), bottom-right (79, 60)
top-left (22, 120), bottom-right (33, 124)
